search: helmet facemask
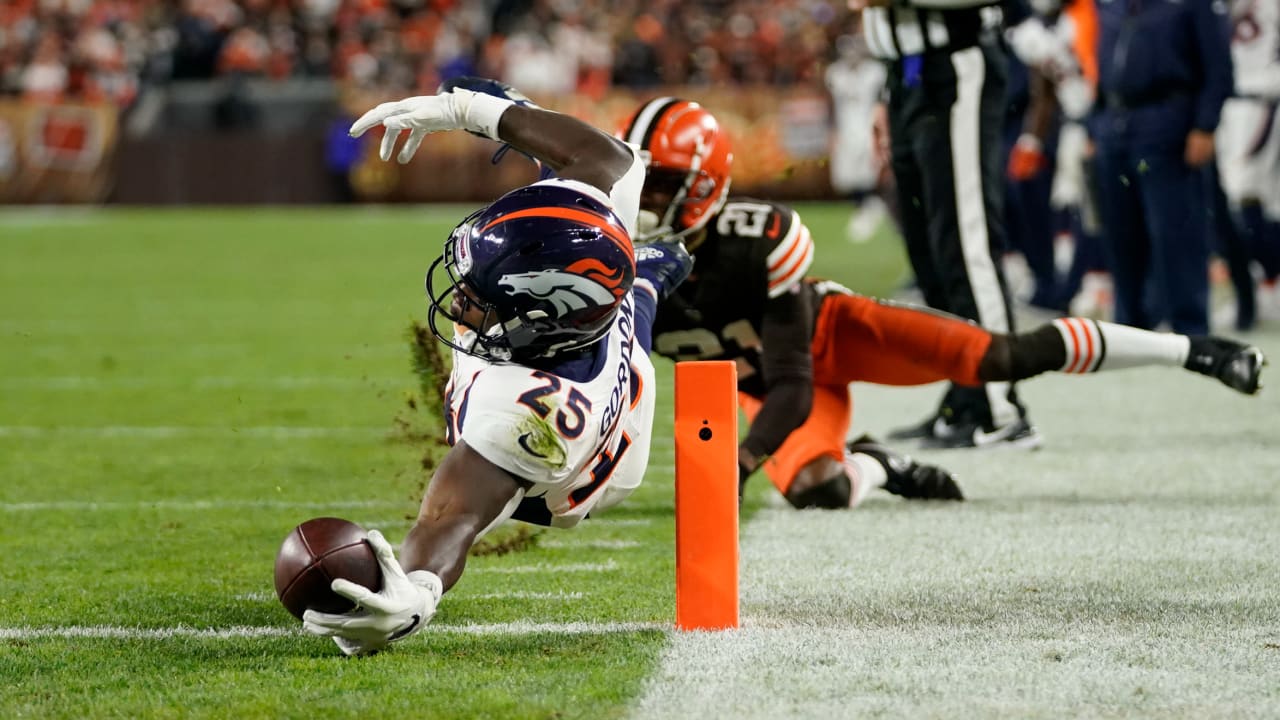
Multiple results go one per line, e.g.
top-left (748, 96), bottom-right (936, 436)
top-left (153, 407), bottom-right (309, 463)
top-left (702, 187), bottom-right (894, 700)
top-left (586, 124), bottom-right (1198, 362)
top-left (426, 213), bottom-right (517, 361)
top-left (640, 157), bottom-right (731, 245)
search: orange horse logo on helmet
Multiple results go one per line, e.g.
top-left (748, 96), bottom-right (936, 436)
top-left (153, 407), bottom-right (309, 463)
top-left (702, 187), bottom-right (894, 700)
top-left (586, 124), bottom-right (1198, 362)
top-left (499, 259), bottom-right (628, 318)
top-left (566, 258), bottom-right (629, 297)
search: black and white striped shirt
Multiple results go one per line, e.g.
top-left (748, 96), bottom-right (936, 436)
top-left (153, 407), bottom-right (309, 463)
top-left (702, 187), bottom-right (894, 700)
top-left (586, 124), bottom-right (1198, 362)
top-left (861, 4), bottom-right (1005, 60)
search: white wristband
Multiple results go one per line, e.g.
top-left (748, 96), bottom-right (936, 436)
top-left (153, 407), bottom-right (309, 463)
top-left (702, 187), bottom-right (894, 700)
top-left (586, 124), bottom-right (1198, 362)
top-left (407, 569), bottom-right (444, 603)
top-left (451, 88), bottom-right (515, 141)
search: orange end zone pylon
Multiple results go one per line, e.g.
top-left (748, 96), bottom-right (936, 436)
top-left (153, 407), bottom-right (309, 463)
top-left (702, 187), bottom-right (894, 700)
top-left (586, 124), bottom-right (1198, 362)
top-left (674, 360), bottom-right (739, 631)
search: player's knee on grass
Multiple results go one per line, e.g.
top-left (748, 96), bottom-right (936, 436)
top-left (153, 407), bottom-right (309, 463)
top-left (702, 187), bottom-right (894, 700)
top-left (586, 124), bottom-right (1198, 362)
top-left (778, 468), bottom-right (849, 507)
top-left (978, 325), bottom-right (1065, 382)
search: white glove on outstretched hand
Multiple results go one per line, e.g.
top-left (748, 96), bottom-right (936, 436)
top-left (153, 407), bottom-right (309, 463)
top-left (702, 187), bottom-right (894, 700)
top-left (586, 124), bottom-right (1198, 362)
top-left (301, 529), bottom-right (443, 656)
top-left (348, 89), bottom-right (515, 165)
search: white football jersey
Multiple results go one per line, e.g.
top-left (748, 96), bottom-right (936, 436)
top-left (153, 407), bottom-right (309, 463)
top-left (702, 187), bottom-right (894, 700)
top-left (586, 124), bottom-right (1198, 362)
top-left (1216, 97), bottom-right (1280, 206)
top-left (1231, 0), bottom-right (1280, 98)
top-left (1006, 14), bottom-right (1096, 120)
top-left (825, 53), bottom-right (888, 193)
top-left (442, 150), bottom-right (654, 528)
top-left (446, 290), bottom-right (657, 528)
top-left (1217, 0), bottom-right (1280, 209)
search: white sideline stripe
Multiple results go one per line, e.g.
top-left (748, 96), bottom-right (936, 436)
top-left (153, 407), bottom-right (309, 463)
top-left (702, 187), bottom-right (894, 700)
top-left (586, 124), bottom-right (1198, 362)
top-left (0, 208), bottom-right (99, 226)
top-left (358, 519), bottom-right (413, 529)
top-left (0, 426), bottom-right (387, 439)
top-left (0, 376), bottom-right (403, 390)
top-left (0, 621), bottom-right (666, 641)
top-left (1, 499), bottom-right (399, 512)
top-left (435, 621), bottom-right (664, 635)
top-left (0, 626), bottom-right (293, 640)
top-left (540, 539), bottom-right (641, 550)
top-left (587, 518), bottom-right (652, 527)
top-left (471, 560), bottom-right (618, 574)
top-left (470, 591), bottom-right (586, 600)
top-left (236, 590), bottom-right (586, 602)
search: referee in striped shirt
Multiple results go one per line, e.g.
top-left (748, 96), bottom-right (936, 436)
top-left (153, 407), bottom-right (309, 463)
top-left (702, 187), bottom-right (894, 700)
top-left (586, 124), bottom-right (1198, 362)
top-left (859, 0), bottom-right (1042, 449)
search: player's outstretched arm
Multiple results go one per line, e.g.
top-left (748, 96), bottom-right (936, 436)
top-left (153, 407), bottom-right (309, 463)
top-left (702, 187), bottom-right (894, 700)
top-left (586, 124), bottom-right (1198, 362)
top-left (494, 104), bottom-right (637, 193)
top-left (738, 291), bottom-right (816, 484)
top-left (349, 85), bottom-right (635, 197)
top-left (300, 440), bottom-right (525, 656)
top-left (399, 439), bottom-right (528, 592)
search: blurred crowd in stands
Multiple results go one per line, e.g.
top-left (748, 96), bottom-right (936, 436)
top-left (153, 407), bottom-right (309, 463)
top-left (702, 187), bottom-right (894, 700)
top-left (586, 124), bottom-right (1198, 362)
top-left (0, 0), bottom-right (853, 107)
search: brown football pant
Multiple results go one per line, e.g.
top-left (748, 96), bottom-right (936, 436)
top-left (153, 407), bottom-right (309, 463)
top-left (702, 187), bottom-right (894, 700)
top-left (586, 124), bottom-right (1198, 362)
top-left (741, 293), bottom-right (991, 494)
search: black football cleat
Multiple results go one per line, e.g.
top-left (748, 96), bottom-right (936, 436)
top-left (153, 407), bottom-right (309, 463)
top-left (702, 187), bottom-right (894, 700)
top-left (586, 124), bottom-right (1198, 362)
top-left (918, 416), bottom-right (1044, 451)
top-left (1185, 336), bottom-right (1266, 395)
top-left (885, 414), bottom-right (947, 442)
top-left (848, 435), bottom-right (964, 501)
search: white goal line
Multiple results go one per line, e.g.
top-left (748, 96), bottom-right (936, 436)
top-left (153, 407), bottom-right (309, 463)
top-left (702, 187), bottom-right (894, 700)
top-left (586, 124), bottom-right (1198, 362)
top-left (0, 621), bottom-right (668, 641)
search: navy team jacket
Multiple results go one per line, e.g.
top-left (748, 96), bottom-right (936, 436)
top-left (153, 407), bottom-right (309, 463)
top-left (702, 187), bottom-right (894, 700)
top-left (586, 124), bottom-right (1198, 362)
top-left (1092, 0), bottom-right (1234, 149)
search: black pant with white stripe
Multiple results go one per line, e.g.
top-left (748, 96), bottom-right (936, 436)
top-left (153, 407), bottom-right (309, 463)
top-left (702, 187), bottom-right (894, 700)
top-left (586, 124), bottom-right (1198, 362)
top-left (888, 39), bottom-right (1028, 430)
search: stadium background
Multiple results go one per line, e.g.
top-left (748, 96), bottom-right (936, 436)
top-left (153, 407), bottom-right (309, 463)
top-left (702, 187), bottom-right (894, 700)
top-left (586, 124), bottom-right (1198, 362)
top-left (0, 0), bottom-right (855, 205)
top-left (4, 2), bottom-right (1279, 718)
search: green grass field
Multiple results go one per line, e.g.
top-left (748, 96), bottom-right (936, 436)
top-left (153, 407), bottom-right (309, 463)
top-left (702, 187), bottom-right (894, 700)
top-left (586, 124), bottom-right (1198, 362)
top-left (2, 205), bottom-right (1277, 719)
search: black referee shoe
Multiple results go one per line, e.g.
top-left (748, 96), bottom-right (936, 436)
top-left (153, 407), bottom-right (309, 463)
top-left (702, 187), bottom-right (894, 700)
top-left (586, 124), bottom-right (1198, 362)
top-left (886, 414), bottom-right (950, 442)
top-left (919, 417), bottom-right (1044, 451)
top-left (888, 413), bottom-right (1043, 450)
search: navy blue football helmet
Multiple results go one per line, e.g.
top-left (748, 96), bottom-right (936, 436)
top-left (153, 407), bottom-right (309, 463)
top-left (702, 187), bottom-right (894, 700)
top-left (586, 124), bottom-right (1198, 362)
top-left (426, 183), bottom-right (636, 361)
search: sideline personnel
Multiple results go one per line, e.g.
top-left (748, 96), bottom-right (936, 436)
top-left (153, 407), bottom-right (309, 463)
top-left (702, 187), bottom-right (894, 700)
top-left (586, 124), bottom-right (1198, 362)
top-left (1090, 0), bottom-right (1233, 334)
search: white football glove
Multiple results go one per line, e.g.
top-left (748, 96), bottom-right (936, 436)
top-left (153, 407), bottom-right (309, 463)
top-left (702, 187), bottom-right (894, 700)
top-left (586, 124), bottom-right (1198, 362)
top-left (301, 529), bottom-right (443, 657)
top-left (348, 89), bottom-right (514, 165)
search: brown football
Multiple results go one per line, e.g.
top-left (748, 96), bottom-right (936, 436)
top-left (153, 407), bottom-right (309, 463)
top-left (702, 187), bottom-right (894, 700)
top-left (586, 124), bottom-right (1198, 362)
top-left (273, 517), bottom-right (383, 620)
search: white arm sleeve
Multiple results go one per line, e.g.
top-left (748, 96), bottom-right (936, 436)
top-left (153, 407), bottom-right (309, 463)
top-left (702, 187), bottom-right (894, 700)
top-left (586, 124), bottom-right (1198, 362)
top-left (605, 142), bottom-right (645, 237)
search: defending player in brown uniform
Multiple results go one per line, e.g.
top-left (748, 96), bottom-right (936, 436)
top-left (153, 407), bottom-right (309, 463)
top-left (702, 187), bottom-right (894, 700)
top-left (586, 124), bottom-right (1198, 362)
top-left (621, 98), bottom-right (1266, 511)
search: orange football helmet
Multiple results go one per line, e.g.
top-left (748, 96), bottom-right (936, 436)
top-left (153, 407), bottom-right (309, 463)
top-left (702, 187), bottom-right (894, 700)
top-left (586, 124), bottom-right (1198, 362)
top-left (618, 98), bottom-right (734, 243)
